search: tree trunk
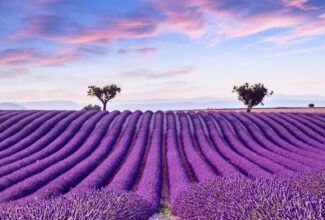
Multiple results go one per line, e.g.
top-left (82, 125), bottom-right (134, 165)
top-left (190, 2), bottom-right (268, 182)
top-left (103, 102), bottom-right (107, 111)
top-left (246, 101), bottom-right (252, 112)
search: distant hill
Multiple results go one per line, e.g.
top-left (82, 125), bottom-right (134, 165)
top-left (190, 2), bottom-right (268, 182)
top-left (0, 103), bottom-right (26, 110)
top-left (0, 95), bottom-right (324, 110)
top-left (18, 101), bottom-right (82, 110)
top-left (0, 101), bottom-right (81, 110)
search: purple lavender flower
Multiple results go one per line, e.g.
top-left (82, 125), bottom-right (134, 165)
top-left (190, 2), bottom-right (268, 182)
top-left (0, 189), bottom-right (155, 220)
top-left (172, 175), bottom-right (325, 220)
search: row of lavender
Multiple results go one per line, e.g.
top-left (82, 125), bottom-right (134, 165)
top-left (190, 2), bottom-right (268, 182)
top-left (0, 110), bottom-right (324, 211)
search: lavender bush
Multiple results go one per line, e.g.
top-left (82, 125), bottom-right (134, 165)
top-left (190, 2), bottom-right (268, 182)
top-left (0, 111), bottom-right (90, 178)
top-left (136, 111), bottom-right (164, 211)
top-left (226, 112), bottom-right (315, 171)
top-left (109, 111), bottom-right (153, 190)
top-left (0, 111), bottom-right (107, 202)
top-left (0, 189), bottom-right (155, 220)
top-left (188, 112), bottom-right (240, 177)
top-left (172, 175), bottom-right (325, 220)
top-left (177, 111), bottom-right (216, 181)
top-left (74, 111), bottom-right (139, 190)
top-left (0, 111), bottom-right (72, 163)
top-left (165, 111), bottom-right (191, 203)
top-left (200, 112), bottom-right (271, 178)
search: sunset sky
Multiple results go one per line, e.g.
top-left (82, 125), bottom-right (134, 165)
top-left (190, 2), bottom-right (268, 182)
top-left (0, 0), bottom-right (324, 103)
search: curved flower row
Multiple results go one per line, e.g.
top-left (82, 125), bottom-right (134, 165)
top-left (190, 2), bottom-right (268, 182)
top-left (172, 173), bottom-right (325, 220)
top-left (0, 189), bottom-right (155, 220)
top-left (0, 110), bottom-right (323, 216)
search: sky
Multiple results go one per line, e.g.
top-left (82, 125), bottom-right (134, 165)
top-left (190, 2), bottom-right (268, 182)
top-left (0, 0), bottom-right (325, 103)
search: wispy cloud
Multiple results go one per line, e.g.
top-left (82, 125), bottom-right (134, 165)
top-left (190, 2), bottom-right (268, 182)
top-left (7, 0), bottom-right (324, 50)
top-left (135, 47), bottom-right (158, 54)
top-left (1, 0), bottom-right (325, 71)
top-left (0, 48), bottom-right (82, 67)
top-left (0, 49), bottom-right (33, 66)
top-left (281, 0), bottom-right (319, 11)
top-left (0, 68), bottom-right (28, 78)
top-left (14, 15), bottom-right (80, 40)
top-left (55, 17), bottom-right (160, 44)
top-left (78, 45), bottom-right (110, 55)
top-left (210, 11), bottom-right (302, 39)
top-left (152, 1), bottom-right (206, 37)
top-left (152, 0), bottom-right (304, 45)
top-left (262, 19), bottom-right (325, 46)
top-left (120, 66), bottom-right (195, 79)
top-left (0, 48), bottom-right (83, 79)
top-left (273, 47), bottom-right (319, 56)
top-left (117, 47), bottom-right (158, 55)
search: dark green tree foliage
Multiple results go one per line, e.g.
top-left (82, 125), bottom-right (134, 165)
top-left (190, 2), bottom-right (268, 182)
top-left (82, 104), bottom-right (101, 111)
top-left (232, 83), bottom-right (273, 112)
top-left (308, 103), bottom-right (315, 108)
top-left (87, 84), bottom-right (121, 111)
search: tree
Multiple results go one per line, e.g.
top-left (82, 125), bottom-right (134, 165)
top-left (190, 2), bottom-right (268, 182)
top-left (308, 103), bottom-right (315, 108)
top-left (87, 84), bottom-right (121, 111)
top-left (82, 104), bottom-right (101, 111)
top-left (232, 83), bottom-right (273, 112)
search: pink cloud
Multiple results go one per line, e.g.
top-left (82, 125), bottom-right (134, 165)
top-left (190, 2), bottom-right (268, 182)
top-left (35, 49), bottom-right (82, 65)
top-left (15, 2), bottom-right (206, 45)
top-left (295, 19), bottom-right (325, 36)
top-left (153, 1), bottom-right (206, 37)
top-left (262, 19), bottom-right (325, 45)
top-left (11, 0), bottom-right (323, 49)
top-left (282, 0), bottom-right (319, 11)
top-left (0, 49), bottom-right (33, 66)
top-left (55, 17), bottom-right (159, 44)
top-left (212, 11), bottom-right (302, 39)
top-left (152, 0), bottom-right (304, 44)
top-left (0, 48), bottom-right (82, 67)
top-left (0, 48), bottom-right (83, 79)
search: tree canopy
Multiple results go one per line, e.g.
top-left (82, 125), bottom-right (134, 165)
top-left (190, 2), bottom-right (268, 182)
top-left (87, 84), bottom-right (121, 111)
top-left (82, 104), bottom-right (101, 111)
top-left (232, 83), bottom-right (273, 112)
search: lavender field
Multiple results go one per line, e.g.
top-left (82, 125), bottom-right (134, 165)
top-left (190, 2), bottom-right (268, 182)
top-left (0, 110), bottom-right (324, 219)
